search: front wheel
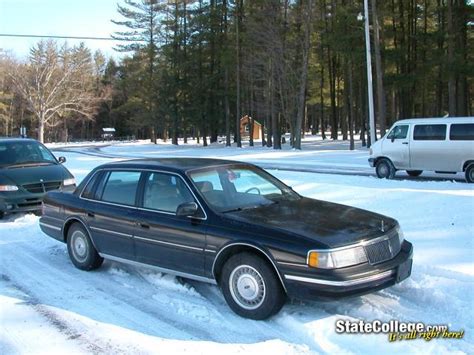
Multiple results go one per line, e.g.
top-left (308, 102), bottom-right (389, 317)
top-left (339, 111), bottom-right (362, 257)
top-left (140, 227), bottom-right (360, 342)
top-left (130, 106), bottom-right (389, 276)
top-left (406, 170), bottom-right (422, 177)
top-left (376, 158), bottom-right (396, 179)
top-left (67, 223), bottom-right (103, 270)
top-left (220, 253), bottom-right (285, 320)
top-left (465, 164), bottom-right (474, 183)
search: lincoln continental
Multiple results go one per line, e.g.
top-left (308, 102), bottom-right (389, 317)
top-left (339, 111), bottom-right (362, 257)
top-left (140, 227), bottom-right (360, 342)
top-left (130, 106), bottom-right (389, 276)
top-left (39, 158), bottom-right (413, 319)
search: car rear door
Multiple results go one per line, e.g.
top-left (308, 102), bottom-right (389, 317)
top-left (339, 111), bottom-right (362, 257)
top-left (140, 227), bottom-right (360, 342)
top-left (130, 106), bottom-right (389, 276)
top-left (133, 171), bottom-right (208, 277)
top-left (82, 170), bottom-right (142, 260)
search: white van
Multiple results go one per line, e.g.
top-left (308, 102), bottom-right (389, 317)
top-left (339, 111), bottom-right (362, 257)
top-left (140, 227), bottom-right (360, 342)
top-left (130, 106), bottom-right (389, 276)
top-left (368, 117), bottom-right (474, 182)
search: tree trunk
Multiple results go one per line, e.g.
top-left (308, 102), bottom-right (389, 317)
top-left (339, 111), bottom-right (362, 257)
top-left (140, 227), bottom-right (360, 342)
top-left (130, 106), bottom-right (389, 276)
top-left (235, 0), bottom-right (243, 148)
top-left (372, 0), bottom-right (387, 135)
top-left (294, 0), bottom-right (312, 150)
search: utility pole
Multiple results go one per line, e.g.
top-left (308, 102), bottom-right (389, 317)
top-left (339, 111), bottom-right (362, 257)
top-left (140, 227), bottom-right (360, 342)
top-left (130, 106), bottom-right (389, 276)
top-left (360, 0), bottom-right (376, 147)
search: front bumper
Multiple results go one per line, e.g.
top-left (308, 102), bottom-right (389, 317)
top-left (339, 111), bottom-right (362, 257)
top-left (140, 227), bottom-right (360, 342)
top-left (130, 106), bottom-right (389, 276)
top-left (0, 185), bottom-right (75, 214)
top-left (283, 241), bottom-right (413, 300)
top-left (368, 158), bottom-right (375, 167)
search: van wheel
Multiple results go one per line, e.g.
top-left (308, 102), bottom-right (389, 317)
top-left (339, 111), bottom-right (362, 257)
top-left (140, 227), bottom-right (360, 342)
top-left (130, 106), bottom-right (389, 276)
top-left (220, 253), bottom-right (286, 320)
top-left (376, 158), bottom-right (396, 179)
top-left (465, 164), bottom-right (474, 183)
top-left (406, 170), bottom-right (422, 177)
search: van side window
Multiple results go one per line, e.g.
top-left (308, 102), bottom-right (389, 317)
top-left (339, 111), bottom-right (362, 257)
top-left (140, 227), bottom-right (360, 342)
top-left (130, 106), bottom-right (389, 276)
top-left (450, 124), bottom-right (474, 141)
top-left (413, 124), bottom-right (446, 141)
top-left (387, 125), bottom-right (408, 140)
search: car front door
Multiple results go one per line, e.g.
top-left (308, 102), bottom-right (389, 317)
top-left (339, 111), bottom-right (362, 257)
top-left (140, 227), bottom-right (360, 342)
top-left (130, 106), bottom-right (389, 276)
top-left (133, 171), bottom-right (208, 276)
top-left (382, 124), bottom-right (410, 169)
top-left (82, 170), bottom-right (142, 260)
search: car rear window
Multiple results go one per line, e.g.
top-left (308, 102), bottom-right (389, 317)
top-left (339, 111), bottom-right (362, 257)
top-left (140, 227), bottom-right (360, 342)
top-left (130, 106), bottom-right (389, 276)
top-left (413, 124), bottom-right (447, 141)
top-left (449, 124), bottom-right (474, 141)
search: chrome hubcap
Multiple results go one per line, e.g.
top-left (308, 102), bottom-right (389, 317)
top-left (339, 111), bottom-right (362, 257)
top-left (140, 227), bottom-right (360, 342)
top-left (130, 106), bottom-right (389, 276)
top-left (229, 265), bottom-right (265, 310)
top-left (72, 231), bottom-right (88, 262)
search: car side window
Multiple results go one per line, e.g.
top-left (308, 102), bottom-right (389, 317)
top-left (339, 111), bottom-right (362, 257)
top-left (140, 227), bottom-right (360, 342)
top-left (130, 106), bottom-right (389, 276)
top-left (413, 124), bottom-right (447, 141)
top-left (387, 125), bottom-right (408, 140)
top-left (97, 171), bottom-right (141, 206)
top-left (142, 172), bottom-right (194, 213)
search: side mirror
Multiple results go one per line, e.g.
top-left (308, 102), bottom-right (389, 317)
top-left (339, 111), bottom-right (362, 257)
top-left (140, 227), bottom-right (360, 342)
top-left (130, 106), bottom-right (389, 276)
top-left (176, 202), bottom-right (199, 217)
top-left (58, 156), bottom-right (67, 164)
top-left (390, 136), bottom-right (395, 143)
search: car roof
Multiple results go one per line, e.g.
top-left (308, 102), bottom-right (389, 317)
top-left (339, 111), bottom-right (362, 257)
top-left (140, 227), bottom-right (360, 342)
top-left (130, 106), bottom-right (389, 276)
top-left (98, 158), bottom-right (250, 173)
top-left (393, 117), bottom-right (473, 125)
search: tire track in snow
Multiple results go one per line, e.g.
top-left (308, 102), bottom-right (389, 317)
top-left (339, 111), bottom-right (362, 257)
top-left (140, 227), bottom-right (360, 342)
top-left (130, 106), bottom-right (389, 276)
top-left (1, 236), bottom-right (217, 343)
top-left (1, 274), bottom-right (106, 354)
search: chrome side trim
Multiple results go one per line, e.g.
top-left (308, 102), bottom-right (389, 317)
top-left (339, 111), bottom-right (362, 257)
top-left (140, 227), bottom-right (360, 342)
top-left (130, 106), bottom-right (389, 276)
top-left (79, 168), bottom-right (208, 221)
top-left (90, 226), bottom-right (132, 239)
top-left (204, 249), bottom-right (217, 254)
top-left (211, 242), bottom-right (287, 293)
top-left (134, 235), bottom-right (202, 251)
top-left (42, 215), bottom-right (64, 222)
top-left (277, 261), bottom-right (309, 268)
top-left (39, 222), bottom-right (61, 231)
top-left (100, 253), bottom-right (217, 285)
top-left (284, 270), bottom-right (395, 287)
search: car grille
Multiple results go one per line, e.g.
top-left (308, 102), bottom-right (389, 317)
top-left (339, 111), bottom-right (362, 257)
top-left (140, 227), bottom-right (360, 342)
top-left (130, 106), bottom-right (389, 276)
top-left (364, 230), bottom-right (401, 265)
top-left (22, 181), bottom-right (61, 193)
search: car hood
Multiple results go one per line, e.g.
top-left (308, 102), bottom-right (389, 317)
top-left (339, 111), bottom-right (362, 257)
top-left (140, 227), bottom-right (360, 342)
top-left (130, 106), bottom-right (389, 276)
top-left (224, 197), bottom-right (397, 248)
top-left (0, 164), bottom-right (70, 186)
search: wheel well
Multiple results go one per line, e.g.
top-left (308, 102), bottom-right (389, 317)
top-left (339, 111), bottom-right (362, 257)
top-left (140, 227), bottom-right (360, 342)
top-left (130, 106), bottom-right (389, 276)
top-left (62, 218), bottom-right (83, 242)
top-left (375, 156), bottom-right (391, 165)
top-left (212, 244), bottom-right (287, 292)
top-left (463, 161), bottom-right (474, 171)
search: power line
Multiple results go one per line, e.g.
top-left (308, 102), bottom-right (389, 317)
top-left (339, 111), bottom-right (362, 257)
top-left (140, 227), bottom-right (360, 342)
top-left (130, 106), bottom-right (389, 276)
top-left (0, 33), bottom-right (135, 41)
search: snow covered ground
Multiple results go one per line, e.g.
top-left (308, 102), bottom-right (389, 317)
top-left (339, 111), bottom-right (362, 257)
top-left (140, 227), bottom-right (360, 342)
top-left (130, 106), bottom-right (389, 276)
top-left (1, 139), bottom-right (473, 354)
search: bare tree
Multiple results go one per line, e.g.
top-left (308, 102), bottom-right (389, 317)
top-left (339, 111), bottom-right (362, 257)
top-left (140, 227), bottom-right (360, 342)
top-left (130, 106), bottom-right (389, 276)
top-left (10, 40), bottom-right (99, 142)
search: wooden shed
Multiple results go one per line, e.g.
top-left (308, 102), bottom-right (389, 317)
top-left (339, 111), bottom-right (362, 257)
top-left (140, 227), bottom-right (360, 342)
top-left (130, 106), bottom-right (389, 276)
top-left (240, 115), bottom-right (262, 140)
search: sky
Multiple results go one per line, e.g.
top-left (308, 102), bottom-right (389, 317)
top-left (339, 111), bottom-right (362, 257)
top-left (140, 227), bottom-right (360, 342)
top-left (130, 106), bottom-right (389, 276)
top-left (0, 0), bottom-right (125, 60)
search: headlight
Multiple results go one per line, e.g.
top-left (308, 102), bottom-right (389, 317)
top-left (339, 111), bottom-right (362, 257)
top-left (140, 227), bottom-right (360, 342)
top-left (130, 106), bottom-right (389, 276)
top-left (63, 178), bottom-right (76, 186)
top-left (308, 246), bottom-right (368, 269)
top-left (0, 185), bottom-right (19, 192)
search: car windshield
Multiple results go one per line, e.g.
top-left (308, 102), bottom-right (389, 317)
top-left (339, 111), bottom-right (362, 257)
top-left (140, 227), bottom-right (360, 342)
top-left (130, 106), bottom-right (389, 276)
top-left (188, 165), bottom-right (300, 212)
top-left (0, 141), bottom-right (57, 167)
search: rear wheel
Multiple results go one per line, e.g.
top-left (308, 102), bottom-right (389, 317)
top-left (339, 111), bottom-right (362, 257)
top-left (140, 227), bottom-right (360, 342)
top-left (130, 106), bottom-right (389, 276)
top-left (406, 170), bottom-right (422, 177)
top-left (220, 252), bottom-right (285, 320)
top-left (376, 158), bottom-right (396, 179)
top-left (67, 223), bottom-right (103, 270)
top-left (465, 164), bottom-right (474, 183)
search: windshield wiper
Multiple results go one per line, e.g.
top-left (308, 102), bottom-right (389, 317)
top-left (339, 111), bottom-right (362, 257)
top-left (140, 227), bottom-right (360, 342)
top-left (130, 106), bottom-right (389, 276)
top-left (221, 201), bottom-right (277, 213)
